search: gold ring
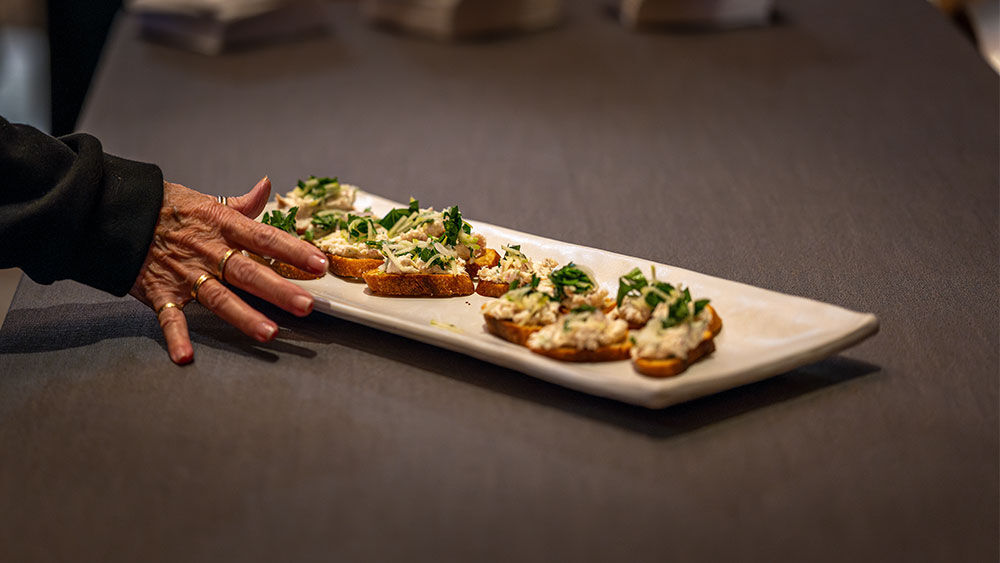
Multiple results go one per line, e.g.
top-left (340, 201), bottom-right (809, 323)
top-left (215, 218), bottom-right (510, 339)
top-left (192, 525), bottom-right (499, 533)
top-left (217, 248), bottom-right (238, 280)
top-left (156, 302), bottom-right (182, 317)
top-left (216, 195), bottom-right (228, 206)
top-left (190, 273), bottom-right (216, 300)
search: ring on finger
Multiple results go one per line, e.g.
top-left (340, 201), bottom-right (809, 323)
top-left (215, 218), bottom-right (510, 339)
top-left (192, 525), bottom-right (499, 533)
top-left (217, 248), bottom-right (239, 280)
top-left (191, 273), bottom-right (217, 300)
top-left (156, 302), bottom-right (183, 317)
top-left (216, 195), bottom-right (228, 206)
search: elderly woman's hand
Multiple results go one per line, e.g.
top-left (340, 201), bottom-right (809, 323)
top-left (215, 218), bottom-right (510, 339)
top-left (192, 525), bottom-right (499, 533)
top-left (129, 177), bottom-right (327, 364)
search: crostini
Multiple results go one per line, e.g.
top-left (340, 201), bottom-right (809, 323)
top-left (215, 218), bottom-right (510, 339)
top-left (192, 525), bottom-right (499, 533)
top-left (629, 285), bottom-right (723, 377)
top-left (275, 176), bottom-right (358, 232)
top-left (476, 244), bottom-right (559, 298)
top-left (481, 277), bottom-right (561, 345)
top-left (253, 207), bottom-right (323, 280)
top-left (312, 212), bottom-right (387, 278)
top-left (363, 238), bottom-right (474, 296)
top-left (526, 306), bottom-right (631, 362)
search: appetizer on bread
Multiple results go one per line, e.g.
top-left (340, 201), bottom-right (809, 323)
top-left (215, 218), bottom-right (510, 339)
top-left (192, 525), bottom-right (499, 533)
top-left (276, 176), bottom-right (358, 232)
top-left (549, 263), bottom-right (614, 312)
top-left (526, 306), bottom-right (631, 362)
top-left (476, 244), bottom-right (559, 297)
top-left (482, 277), bottom-right (562, 345)
top-left (629, 284), bottom-right (722, 377)
top-left (361, 201), bottom-right (498, 296)
top-left (253, 207), bottom-right (322, 280)
top-left (312, 211), bottom-right (387, 278)
top-left (363, 238), bottom-right (474, 296)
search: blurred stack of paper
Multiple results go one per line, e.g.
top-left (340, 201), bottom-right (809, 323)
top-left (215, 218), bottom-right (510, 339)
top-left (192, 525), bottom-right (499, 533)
top-left (619, 0), bottom-right (773, 29)
top-left (361, 0), bottom-right (563, 40)
top-left (128, 0), bottom-right (328, 54)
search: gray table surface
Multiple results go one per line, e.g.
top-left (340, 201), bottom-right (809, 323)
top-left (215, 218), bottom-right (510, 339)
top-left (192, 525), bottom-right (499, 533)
top-left (2, 1), bottom-right (997, 561)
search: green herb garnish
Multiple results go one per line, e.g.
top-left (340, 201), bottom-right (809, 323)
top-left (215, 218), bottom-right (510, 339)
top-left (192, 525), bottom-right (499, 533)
top-left (616, 266), bottom-right (681, 310)
top-left (296, 175), bottom-right (340, 200)
top-left (262, 207), bottom-right (299, 234)
top-left (311, 211), bottom-right (348, 234)
top-left (441, 205), bottom-right (472, 246)
top-left (659, 287), bottom-right (711, 330)
top-left (379, 198), bottom-right (420, 230)
top-left (549, 263), bottom-right (595, 301)
top-left (616, 267), bottom-right (647, 307)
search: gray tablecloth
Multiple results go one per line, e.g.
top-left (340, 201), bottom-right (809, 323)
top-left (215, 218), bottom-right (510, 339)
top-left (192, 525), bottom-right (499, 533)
top-left (1, 1), bottom-right (997, 561)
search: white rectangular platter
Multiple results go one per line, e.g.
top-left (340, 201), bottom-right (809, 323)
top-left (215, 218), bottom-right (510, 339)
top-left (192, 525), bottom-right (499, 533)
top-left (290, 192), bottom-right (879, 409)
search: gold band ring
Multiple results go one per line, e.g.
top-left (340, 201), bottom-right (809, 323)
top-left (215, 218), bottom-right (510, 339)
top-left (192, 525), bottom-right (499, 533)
top-left (191, 273), bottom-right (216, 300)
top-left (156, 302), bottom-right (182, 317)
top-left (216, 195), bottom-right (228, 206)
top-left (217, 248), bottom-right (238, 280)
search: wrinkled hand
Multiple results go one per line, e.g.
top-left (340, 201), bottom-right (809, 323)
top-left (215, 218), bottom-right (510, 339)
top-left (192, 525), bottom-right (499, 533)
top-left (130, 177), bottom-right (328, 364)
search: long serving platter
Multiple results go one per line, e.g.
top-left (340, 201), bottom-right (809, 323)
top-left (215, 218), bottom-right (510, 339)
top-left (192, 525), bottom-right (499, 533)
top-left (287, 193), bottom-right (879, 409)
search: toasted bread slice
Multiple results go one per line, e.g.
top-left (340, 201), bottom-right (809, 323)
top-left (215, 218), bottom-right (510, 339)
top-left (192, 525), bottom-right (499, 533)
top-left (529, 340), bottom-right (632, 362)
top-left (247, 252), bottom-right (322, 280)
top-left (706, 305), bottom-right (723, 336)
top-left (326, 254), bottom-right (383, 279)
top-left (467, 248), bottom-right (500, 277)
top-left (633, 338), bottom-right (716, 378)
top-left (476, 279), bottom-right (510, 298)
top-left (483, 315), bottom-right (545, 346)
top-left (364, 269), bottom-right (474, 297)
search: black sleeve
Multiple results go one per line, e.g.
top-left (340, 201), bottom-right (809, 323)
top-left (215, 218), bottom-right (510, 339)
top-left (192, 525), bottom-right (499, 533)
top-left (0, 117), bottom-right (164, 296)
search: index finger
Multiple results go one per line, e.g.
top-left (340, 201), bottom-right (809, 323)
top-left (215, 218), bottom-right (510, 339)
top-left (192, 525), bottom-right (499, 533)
top-left (223, 215), bottom-right (327, 276)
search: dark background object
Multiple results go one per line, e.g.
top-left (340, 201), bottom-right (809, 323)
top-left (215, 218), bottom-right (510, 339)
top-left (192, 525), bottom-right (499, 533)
top-left (46, 0), bottom-right (122, 135)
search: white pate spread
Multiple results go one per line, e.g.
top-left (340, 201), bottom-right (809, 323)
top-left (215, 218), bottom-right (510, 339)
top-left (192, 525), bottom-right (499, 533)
top-left (482, 286), bottom-right (560, 327)
top-left (527, 309), bottom-right (628, 351)
top-left (378, 239), bottom-right (466, 275)
top-left (315, 230), bottom-right (385, 259)
top-left (630, 306), bottom-right (712, 360)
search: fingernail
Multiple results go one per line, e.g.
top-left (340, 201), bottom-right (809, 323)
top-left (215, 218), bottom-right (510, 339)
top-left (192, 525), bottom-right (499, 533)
top-left (292, 294), bottom-right (313, 315)
top-left (171, 347), bottom-right (193, 365)
top-left (257, 322), bottom-right (277, 342)
top-left (308, 254), bottom-right (327, 274)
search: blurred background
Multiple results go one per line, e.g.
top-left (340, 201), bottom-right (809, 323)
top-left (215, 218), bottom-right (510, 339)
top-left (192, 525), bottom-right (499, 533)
top-left (0, 0), bottom-right (997, 327)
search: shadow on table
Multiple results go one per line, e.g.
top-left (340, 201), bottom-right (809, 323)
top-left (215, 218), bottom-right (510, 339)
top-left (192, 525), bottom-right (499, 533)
top-left (0, 300), bottom-right (318, 362)
top-left (0, 297), bottom-right (880, 439)
top-left (264, 297), bottom-right (882, 439)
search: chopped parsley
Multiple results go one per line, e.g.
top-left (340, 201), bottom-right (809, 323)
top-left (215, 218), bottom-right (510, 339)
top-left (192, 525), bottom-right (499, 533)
top-left (310, 211), bottom-right (348, 234)
top-left (346, 216), bottom-right (378, 241)
top-left (659, 287), bottom-right (711, 329)
top-left (379, 198), bottom-right (420, 230)
top-left (441, 205), bottom-right (472, 246)
top-left (296, 175), bottom-right (340, 200)
top-left (616, 266), bottom-right (702, 313)
top-left (261, 207), bottom-right (299, 234)
top-left (549, 263), bottom-right (595, 301)
top-left (616, 267), bottom-right (648, 307)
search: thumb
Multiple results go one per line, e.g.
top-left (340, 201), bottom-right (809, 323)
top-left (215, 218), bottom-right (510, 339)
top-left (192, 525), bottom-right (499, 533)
top-left (228, 176), bottom-right (272, 218)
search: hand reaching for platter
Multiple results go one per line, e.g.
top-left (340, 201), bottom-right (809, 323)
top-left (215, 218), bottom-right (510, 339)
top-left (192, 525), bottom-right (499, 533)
top-left (129, 177), bottom-right (327, 364)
